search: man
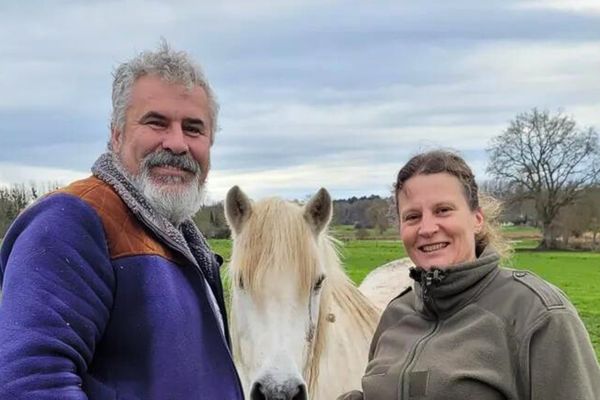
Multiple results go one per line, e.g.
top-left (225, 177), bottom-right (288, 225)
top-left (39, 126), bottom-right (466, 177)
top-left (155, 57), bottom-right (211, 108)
top-left (0, 43), bottom-right (244, 399)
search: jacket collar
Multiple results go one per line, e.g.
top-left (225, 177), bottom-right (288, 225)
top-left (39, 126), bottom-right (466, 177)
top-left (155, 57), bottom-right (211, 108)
top-left (91, 152), bottom-right (218, 284)
top-left (409, 247), bottom-right (500, 319)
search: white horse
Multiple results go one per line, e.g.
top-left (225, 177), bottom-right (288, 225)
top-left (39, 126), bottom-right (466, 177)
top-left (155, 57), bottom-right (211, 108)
top-left (358, 258), bottom-right (413, 311)
top-left (225, 186), bottom-right (382, 400)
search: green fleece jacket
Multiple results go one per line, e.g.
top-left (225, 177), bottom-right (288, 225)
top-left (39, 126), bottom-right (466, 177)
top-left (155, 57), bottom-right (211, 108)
top-left (339, 248), bottom-right (600, 399)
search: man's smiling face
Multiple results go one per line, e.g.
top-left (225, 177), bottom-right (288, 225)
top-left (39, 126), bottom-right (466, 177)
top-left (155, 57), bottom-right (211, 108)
top-left (111, 73), bottom-right (212, 193)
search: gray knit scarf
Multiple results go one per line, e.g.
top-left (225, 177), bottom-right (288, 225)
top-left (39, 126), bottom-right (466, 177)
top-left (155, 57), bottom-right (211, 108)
top-left (91, 152), bottom-right (218, 283)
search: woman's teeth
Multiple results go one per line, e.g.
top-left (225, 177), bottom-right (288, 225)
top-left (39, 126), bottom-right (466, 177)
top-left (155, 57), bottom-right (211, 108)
top-left (420, 243), bottom-right (448, 252)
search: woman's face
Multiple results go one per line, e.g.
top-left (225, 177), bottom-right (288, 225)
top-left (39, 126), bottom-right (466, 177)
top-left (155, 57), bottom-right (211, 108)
top-left (397, 173), bottom-right (484, 270)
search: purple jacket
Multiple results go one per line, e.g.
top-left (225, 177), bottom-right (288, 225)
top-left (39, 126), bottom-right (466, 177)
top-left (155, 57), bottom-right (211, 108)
top-left (0, 153), bottom-right (243, 399)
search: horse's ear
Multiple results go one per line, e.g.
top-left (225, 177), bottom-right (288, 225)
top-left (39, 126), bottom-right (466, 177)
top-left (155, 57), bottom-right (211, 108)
top-left (225, 185), bottom-right (253, 235)
top-left (304, 188), bottom-right (332, 235)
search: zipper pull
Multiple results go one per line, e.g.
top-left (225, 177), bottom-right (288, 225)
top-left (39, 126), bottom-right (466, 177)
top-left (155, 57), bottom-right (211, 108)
top-left (431, 269), bottom-right (446, 285)
top-left (425, 272), bottom-right (434, 287)
top-left (422, 268), bottom-right (446, 303)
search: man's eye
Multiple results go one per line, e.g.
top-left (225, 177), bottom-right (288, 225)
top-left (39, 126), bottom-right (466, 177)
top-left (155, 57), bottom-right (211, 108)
top-left (404, 214), bottom-right (419, 222)
top-left (183, 125), bottom-right (205, 136)
top-left (186, 127), bottom-right (201, 135)
top-left (146, 120), bottom-right (166, 128)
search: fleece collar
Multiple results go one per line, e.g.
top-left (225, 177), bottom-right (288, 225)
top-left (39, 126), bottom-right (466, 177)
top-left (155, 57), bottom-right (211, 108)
top-left (409, 247), bottom-right (500, 319)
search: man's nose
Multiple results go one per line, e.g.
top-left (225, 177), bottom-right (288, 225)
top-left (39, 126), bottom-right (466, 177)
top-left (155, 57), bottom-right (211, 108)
top-left (418, 214), bottom-right (438, 237)
top-left (161, 124), bottom-right (189, 154)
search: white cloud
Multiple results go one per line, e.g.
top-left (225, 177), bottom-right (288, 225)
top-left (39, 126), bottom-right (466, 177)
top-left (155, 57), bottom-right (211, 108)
top-left (0, 163), bottom-right (88, 188)
top-left (461, 42), bottom-right (600, 82)
top-left (206, 158), bottom-right (400, 201)
top-left (516, 0), bottom-right (600, 14)
top-left (566, 103), bottom-right (600, 128)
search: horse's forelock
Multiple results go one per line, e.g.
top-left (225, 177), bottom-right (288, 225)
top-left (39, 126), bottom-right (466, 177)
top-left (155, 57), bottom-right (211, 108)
top-left (230, 197), bottom-right (323, 301)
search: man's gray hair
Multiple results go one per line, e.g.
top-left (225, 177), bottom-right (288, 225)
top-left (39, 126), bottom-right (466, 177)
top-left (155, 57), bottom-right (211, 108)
top-left (110, 40), bottom-right (219, 144)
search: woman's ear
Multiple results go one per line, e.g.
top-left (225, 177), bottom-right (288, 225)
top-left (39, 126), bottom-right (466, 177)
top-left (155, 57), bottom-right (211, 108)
top-left (473, 207), bottom-right (484, 233)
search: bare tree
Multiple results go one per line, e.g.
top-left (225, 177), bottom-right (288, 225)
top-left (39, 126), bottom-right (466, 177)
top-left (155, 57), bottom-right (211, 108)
top-left (487, 109), bottom-right (600, 249)
top-left (579, 186), bottom-right (600, 248)
top-left (554, 186), bottom-right (600, 249)
top-left (480, 180), bottom-right (536, 225)
top-left (366, 198), bottom-right (391, 234)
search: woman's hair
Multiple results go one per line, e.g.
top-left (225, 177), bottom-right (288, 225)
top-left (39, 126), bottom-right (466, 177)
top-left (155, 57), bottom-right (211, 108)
top-left (394, 150), bottom-right (511, 260)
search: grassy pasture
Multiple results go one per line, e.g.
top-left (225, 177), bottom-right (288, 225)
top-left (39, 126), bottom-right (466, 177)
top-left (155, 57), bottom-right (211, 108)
top-left (210, 235), bottom-right (600, 360)
top-left (511, 251), bottom-right (600, 358)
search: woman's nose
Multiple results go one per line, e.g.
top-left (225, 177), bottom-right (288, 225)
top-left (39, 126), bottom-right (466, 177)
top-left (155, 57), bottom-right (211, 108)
top-left (418, 214), bottom-right (438, 237)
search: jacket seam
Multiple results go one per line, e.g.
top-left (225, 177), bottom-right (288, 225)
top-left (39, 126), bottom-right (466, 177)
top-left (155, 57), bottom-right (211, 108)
top-left (512, 272), bottom-right (565, 310)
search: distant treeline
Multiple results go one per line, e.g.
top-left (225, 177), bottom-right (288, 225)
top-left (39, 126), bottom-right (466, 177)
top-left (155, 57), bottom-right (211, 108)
top-left (2, 182), bottom-right (600, 249)
top-left (0, 183), bottom-right (61, 239)
top-left (192, 194), bottom-right (396, 240)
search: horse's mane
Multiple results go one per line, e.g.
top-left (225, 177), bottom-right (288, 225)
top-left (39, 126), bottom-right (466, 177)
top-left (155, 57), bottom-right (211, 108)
top-left (305, 235), bottom-right (380, 398)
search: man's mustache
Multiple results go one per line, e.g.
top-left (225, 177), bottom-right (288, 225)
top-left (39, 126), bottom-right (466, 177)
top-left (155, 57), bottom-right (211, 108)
top-left (142, 150), bottom-right (201, 175)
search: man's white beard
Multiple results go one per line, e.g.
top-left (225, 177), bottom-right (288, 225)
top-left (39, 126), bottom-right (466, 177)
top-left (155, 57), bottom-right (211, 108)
top-left (113, 151), bottom-right (206, 226)
top-left (136, 169), bottom-right (206, 226)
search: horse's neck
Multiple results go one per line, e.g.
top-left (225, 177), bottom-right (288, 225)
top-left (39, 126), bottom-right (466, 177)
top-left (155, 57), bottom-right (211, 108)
top-left (308, 269), bottom-right (381, 399)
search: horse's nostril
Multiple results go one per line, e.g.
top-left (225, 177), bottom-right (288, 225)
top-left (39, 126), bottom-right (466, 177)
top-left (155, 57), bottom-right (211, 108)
top-left (250, 382), bottom-right (267, 400)
top-left (291, 383), bottom-right (308, 400)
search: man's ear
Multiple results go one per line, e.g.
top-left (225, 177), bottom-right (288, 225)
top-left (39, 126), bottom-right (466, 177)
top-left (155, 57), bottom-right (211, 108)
top-left (111, 127), bottom-right (123, 152)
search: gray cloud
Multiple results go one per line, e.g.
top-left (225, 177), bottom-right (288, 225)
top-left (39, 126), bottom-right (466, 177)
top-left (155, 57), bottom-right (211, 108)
top-left (1, 0), bottom-right (599, 199)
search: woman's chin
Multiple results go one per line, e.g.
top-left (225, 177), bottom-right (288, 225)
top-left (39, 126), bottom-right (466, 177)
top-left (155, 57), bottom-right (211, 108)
top-left (412, 252), bottom-right (453, 269)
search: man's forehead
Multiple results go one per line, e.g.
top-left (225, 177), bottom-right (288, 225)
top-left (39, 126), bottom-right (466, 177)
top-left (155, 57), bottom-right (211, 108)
top-left (132, 75), bottom-right (206, 98)
top-left (129, 76), bottom-right (209, 115)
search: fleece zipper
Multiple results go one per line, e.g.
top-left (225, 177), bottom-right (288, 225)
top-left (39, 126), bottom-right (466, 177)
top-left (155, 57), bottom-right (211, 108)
top-left (399, 268), bottom-right (447, 398)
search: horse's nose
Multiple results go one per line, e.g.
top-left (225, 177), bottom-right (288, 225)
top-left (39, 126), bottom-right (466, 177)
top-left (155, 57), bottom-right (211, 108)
top-left (250, 377), bottom-right (308, 400)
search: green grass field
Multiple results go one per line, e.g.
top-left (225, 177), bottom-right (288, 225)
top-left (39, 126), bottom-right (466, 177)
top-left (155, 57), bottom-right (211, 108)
top-left (209, 237), bottom-right (600, 360)
top-left (512, 251), bottom-right (600, 359)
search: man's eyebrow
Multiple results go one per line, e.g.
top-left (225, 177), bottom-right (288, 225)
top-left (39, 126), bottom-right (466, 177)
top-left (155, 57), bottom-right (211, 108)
top-left (139, 111), bottom-right (167, 121)
top-left (182, 118), bottom-right (206, 127)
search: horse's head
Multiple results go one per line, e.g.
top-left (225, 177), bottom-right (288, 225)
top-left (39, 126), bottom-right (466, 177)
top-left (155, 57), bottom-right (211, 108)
top-left (225, 186), bottom-right (333, 400)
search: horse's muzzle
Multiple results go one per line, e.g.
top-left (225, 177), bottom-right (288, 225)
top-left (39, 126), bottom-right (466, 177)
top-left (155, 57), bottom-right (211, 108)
top-left (250, 376), bottom-right (308, 400)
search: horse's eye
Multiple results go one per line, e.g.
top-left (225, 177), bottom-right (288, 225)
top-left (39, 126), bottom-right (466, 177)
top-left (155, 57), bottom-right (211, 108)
top-left (238, 276), bottom-right (244, 290)
top-left (313, 274), bottom-right (326, 292)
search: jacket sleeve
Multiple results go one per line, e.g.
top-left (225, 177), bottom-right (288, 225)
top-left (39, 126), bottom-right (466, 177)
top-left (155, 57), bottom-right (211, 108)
top-left (336, 390), bottom-right (364, 400)
top-left (523, 308), bottom-right (600, 399)
top-left (0, 194), bottom-right (115, 399)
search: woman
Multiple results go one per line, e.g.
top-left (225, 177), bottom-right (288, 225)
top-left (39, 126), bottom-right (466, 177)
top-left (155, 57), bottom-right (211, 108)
top-left (339, 150), bottom-right (600, 399)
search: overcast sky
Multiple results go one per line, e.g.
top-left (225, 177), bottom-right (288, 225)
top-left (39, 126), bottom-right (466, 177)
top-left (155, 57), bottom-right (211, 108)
top-left (1, 0), bottom-right (599, 202)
